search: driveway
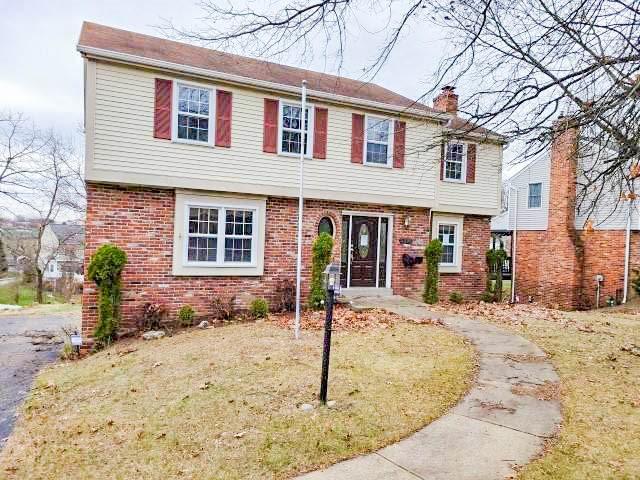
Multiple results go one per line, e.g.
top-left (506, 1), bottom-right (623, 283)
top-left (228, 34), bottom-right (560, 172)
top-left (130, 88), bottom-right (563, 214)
top-left (0, 306), bottom-right (80, 449)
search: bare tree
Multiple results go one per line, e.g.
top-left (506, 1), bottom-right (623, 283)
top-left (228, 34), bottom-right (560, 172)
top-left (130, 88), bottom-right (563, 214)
top-left (0, 111), bottom-right (49, 211)
top-left (165, 0), bottom-right (639, 218)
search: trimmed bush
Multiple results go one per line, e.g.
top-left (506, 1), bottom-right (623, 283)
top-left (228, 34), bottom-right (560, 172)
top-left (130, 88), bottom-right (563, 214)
top-left (631, 269), bottom-right (640, 296)
top-left (485, 248), bottom-right (507, 302)
top-left (308, 233), bottom-right (334, 309)
top-left (423, 239), bottom-right (443, 304)
top-left (178, 305), bottom-right (195, 327)
top-left (250, 298), bottom-right (269, 319)
top-left (87, 244), bottom-right (127, 346)
top-left (449, 291), bottom-right (464, 304)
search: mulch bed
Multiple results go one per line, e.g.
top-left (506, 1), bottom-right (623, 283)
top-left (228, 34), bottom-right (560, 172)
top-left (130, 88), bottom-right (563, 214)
top-left (269, 305), bottom-right (402, 331)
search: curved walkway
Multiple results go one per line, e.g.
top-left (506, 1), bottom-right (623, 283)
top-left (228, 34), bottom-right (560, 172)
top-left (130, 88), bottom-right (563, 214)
top-left (298, 295), bottom-right (562, 480)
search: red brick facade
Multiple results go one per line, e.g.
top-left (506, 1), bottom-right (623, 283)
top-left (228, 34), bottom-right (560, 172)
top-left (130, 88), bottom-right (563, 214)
top-left (82, 183), bottom-right (490, 339)
top-left (513, 119), bottom-right (638, 309)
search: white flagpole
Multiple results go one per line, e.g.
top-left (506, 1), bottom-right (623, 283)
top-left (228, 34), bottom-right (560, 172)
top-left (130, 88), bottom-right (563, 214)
top-left (294, 80), bottom-right (307, 340)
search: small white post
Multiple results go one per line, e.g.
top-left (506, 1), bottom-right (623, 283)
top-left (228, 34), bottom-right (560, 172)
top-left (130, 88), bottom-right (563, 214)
top-left (294, 80), bottom-right (307, 340)
top-left (622, 195), bottom-right (632, 304)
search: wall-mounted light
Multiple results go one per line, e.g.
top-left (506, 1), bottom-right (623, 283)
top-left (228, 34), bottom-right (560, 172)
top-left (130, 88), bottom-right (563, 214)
top-left (404, 216), bottom-right (412, 228)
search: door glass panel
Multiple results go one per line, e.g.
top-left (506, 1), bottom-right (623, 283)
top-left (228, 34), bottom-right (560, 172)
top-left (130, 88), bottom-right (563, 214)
top-left (358, 223), bottom-right (370, 258)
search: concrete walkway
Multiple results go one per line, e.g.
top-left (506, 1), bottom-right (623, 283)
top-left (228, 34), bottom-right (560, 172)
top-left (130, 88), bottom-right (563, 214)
top-left (298, 295), bottom-right (562, 480)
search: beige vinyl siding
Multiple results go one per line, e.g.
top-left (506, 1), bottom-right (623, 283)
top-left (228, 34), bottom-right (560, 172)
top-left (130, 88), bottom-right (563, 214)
top-left (437, 142), bottom-right (502, 214)
top-left (88, 60), bottom-right (499, 214)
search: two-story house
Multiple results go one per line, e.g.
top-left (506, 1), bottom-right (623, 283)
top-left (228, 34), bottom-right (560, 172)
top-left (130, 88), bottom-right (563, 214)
top-left (78, 22), bottom-right (504, 340)
top-left (492, 118), bottom-right (639, 309)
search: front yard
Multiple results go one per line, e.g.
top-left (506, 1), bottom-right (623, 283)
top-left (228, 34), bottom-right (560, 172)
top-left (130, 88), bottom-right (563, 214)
top-left (0, 313), bottom-right (474, 479)
top-left (433, 301), bottom-right (640, 479)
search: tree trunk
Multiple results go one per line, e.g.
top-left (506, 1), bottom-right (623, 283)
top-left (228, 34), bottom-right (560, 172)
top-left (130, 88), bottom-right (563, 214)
top-left (36, 269), bottom-right (44, 304)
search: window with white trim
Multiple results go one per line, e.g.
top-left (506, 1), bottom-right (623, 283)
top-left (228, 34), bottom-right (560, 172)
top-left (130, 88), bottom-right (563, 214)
top-left (185, 205), bottom-right (256, 265)
top-left (365, 116), bottom-right (393, 165)
top-left (444, 142), bottom-right (466, 181)
top-left (279, 102), bottom-right (312, 155)
top-left (438, 224), bottom-right (457, 265)
top-left (528, 183), bottom-right (542, 208)
top-left (176, 84), bottom-right (212, 143)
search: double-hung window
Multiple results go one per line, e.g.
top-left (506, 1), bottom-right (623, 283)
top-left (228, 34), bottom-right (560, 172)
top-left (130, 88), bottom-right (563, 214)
top-left (175, 83), bottom-right (213, 144)
top-left (444, 142), bottom-right (466, 181)
top-left (279, 102), bottom-right (312, 155)
top-left (438, 224), bottom-right (457, 265)
top-left (364, 116), bottom-right (393, 166)
top-left (185, 205), bottom-right (256, 265)
top-left (528, 183), bottom-right (542, 208)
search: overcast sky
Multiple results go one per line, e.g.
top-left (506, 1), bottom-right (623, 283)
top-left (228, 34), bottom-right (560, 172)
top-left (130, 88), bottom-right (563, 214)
top-left (0, 1), bottom-right (454, 130)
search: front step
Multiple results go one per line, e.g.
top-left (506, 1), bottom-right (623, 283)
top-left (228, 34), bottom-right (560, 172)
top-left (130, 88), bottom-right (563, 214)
top-left (338, 287), bottom-right (394, 311)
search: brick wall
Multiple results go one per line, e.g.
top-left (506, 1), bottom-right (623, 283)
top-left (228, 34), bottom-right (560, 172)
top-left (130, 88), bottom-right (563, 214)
top-left (82, 183), bottom-right (491, 338)
top-left (513, 118), bottom-right (639, 309)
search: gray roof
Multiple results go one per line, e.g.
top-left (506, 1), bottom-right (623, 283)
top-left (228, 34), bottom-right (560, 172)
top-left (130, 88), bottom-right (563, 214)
top-left (50, 224), bottom-right (85, 245)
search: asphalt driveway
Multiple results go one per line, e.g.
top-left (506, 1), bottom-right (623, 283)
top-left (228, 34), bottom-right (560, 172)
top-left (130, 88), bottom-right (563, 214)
top-left (0, 306), bottom-right (80, 449)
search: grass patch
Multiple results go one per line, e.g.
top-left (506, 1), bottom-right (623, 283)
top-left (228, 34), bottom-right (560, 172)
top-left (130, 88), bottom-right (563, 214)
top-left (0, 321), bottom-right (474, 479)
top-left (0, 282), bottom-right (71, 307)
top-left (449, 304), bottom-right (640, 479)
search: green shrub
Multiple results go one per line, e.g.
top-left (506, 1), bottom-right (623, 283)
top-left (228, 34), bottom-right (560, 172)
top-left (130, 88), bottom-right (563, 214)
top-left (87, 244), bottom-right (127, 346)
top-left (449, 291), bottom-right (464, 304)
top-left (485, 249), bottom-right (507, 302)
top-left (423, 239), bottom-right (443, 304)
top-left (308, 233), bottom-right (334, 309)
top-left (632, 269), bottom-right (640, 296)
top-left (178, 305), bottom-right (195, 327)
top-left (250, 298), bottom-right (269, 319)
top-left (480, 291), bottom-right (495, 303)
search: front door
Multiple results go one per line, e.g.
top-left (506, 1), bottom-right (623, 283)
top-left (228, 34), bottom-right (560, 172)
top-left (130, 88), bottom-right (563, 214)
top-left (349, 216), bottom-right (378, 287)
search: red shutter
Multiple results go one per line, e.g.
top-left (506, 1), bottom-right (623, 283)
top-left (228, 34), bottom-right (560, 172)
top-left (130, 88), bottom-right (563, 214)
top-left (393, 121), bottom-right (406, 168)
top-left (154, 79), bottom-right (172, 140)
top-left (440, 142), bottom-right (445, 180)
top-left (351, 114), bottom-right (364, 164)
top-left (215, 90), bottom-right (232, 147)
top-left (466, 143), bottom-right (476, 183)
top-left (313, 107), bottom-right (328, 159)
top-left (263, 98), bottom-right (279, 153)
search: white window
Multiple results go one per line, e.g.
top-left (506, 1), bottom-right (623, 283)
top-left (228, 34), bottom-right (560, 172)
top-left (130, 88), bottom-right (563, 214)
top-left (528, 183), bottom-right (542, 208)
top-left (279, 102), bottom-right (313, 156)
top-left (48, 262), bottom-right (55, 273)
top-left (174, 83), bottom-right (214, 145)
top-left (444, 142), bottom-right (467, 182)
top-left (438, 224), bottom-right (457, 265)
top-left (185, 205), bottom-right (256, 266)
top-left (364, 116), bottom-right (393, 166)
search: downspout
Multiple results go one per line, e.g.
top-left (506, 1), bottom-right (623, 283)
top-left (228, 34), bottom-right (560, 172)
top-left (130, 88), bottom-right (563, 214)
top-left (509, 185), bottom-right (518, 304)
top-left (622, 196), bottom-right (632, 303)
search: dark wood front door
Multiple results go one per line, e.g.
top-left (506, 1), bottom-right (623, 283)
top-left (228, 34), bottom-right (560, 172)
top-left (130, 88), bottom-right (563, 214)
top-left (350, 216), bottom-right (378, 287)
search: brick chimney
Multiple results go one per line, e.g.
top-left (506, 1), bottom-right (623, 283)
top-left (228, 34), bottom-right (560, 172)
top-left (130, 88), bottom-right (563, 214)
top-left (433, 86), bottom-right (458, 114)
top-left (548, 116), bottom-right (579, 233)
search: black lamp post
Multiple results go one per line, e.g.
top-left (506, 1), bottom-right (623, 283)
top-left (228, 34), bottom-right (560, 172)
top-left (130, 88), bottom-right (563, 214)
top-left (319, 263), bottom-right (340, 405)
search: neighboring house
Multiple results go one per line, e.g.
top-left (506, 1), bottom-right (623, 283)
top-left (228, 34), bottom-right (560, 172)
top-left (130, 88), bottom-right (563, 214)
top-left (0, 226), bottom-right (38, 274)
top-left (41, 224), bottom-right (85, 282)
top-left (492, 118), bottom-right (639, 309)
top-left (77, 22), bottom-right (505, 339)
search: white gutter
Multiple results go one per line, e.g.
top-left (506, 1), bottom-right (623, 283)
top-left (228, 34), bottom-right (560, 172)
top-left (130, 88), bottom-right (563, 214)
top-left (622, 196), bottom-right (632, 303)
top-left (77, 45), bottom-right (450, 122)
top-left (294, 80), bottom-right (307, 340)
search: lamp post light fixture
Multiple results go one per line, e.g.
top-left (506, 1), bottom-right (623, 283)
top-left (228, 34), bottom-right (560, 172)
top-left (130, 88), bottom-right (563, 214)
top-left (319, 263), bottom-right (340, 405)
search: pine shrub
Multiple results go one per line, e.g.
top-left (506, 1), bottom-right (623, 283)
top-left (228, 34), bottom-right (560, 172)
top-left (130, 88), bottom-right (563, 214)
top-left (178, 305), bottom-right (195, 327)
top-left (87, 244), bottom-right (127, 346)
top-left (423, 239), bottom-right (443, 304)
top-left (250, 298), bottom-right (269, 319)
top-left (308, 233), bottom-right (334, 309)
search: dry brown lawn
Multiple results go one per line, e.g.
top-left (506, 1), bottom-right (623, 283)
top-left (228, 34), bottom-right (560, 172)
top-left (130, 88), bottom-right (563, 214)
top-left (0, 319), bottom-right (473, 480)
top-left (436, 301), bottom-right (640, 479)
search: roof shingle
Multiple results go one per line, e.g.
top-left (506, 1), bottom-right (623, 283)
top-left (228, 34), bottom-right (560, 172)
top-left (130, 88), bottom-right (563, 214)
top-left (78, 22), bottom-right (438, 115)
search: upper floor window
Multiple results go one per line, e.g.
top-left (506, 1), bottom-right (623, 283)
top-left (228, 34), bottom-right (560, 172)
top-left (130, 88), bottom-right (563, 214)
top-left (279, 102), bottom-right (312, 156)
top-left (175, 84), bottom-right (213, 144)
top-left (528, 182), bottom-right (542, 208)
top-left (438, 224), bottom-right (457, 265)
top-left (186, 205), bottom-right (256, 265)
top-left (444, 142), bottom-right (466, 181)
top-left (364, 116), bottom-right (393, 166)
